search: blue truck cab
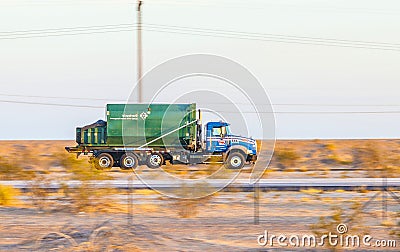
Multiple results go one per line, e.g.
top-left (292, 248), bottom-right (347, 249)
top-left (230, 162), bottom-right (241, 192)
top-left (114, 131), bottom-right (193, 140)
top-left (205, 121), bottom-right (258, 167)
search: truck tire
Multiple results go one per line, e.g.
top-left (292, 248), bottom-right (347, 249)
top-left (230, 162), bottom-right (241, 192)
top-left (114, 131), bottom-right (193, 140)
top-left (146, 153), bottom-right (163, 169)
top-left (120, 153), bottom-right (138, 170)
top-left (95, 153), bottom-right (114, 170)
top-left (225, 152), bottom-right (245, 169)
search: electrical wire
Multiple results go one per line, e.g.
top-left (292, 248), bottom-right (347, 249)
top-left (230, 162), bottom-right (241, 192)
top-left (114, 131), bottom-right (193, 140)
top-left (2, 93), bottom-right (400, 107)
top-left (1, 99), bottom-right (400, 114)
top-left (0, 93), bottom-right (126, 102)
top-left (143, 23), bottom-right (400, 48)
top-left (0, 28), bottom-right (136, 40)
top-left (0, 99), bottom-right (103, 108)
top-left (0, 23), bottom-right (135, 35)
top-left (1, 23), bottom-right (399, 51)
top-left (141, 27), bottom-right (400, 51)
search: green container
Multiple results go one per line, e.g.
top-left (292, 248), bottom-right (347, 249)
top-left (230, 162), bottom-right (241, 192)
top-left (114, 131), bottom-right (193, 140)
top-left (77, 125), bottom-right (106, 145)
top-left (106, 103), bottom-right (197, 148)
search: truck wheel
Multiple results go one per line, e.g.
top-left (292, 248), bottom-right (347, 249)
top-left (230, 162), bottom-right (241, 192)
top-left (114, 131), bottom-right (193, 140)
top-left (146, 153), bottom-right (163, 169)
top-left (225, 152), bottom-right (245, 169)
top-left (120, 153), bottom-right (138, 170)
top-left (95, 153), bottom-right (114, 170)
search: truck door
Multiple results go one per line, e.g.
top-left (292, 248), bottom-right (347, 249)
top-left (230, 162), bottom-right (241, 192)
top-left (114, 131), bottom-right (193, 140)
top-left (206, 125), bottom-right (228, 153)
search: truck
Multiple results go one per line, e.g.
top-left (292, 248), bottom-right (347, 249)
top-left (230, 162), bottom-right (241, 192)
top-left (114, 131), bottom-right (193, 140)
top-left (65, 103), bottom-right (257, 170)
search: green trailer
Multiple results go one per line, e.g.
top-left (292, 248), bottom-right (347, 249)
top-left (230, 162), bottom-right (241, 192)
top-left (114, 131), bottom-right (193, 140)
top-left (106, 103), bottom-right (197, 147)
top-left (74, 103), bottom-right (197, 147)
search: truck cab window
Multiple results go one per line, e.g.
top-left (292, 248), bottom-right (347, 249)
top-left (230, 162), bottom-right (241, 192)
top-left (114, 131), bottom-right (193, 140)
top-left (212, 127), bottom-right (222, 136)
top-left (225, 126), bottom-right (232, 135)
top-left (221, 126), bottom-right (227, 137)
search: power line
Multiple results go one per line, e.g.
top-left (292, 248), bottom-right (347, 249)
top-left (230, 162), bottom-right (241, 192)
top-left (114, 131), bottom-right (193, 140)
top-left (0, 27), bottom-right (137, 40)
top-left (2, 93), bottom-right (400, 107)
top-left (3, 93), bottom-right (400, 107)
top-left (139, 26), bottom-right (400, 51)
top-left (0, 93), bottom-right (126, 102)
top-left (143, 23), bottom-right (400, 48)
top-left (0, 99), bottom-right (103, 108)
top-left (1, 99), bottom-right (400, 114)
top-left (0, 23), bottom-right (134, 35)
top-left (1, 23), bottom-right (399, 51)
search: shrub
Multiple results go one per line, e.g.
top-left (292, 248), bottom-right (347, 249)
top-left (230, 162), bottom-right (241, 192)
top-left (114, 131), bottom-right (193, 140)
top-left (169, 182), bottom-right (214, 218)
top-left (274, 148), bottom-right (300, 168)
top-left (0, 184), bottom-right (19, 206)
top-left (352, 144), bottom-right (381, 168)
top-left (310, 202), bottom-right (367, 244)
top-left (28, 175), bottom-right (51, 211)
top-left (55, 151), bottom-right (110, 180)
top-left (0, 156), bottom-right (33, 180)
top-left (61, 181), bottom-right (119, 213)
top-left (325, 143), bottom-right (336, 151)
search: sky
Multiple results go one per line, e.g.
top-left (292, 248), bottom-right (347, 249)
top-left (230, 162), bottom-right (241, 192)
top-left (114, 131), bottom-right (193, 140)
top-left (0, 0), bottom-right (399, 140)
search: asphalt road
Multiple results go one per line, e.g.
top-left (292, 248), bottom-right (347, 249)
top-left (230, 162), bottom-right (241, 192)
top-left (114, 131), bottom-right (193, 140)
top-left (1, 178), bottom-right (400, 191)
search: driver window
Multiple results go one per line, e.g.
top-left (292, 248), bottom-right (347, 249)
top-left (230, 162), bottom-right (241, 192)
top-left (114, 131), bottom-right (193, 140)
top-left (221, 126), bottom-right (226, 136)
top-left (212, 127), bottom-right (222, 136)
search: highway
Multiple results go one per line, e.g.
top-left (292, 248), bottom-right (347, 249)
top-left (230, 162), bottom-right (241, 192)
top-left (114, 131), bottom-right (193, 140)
top-left (1, 178), bottom-right (400, 192)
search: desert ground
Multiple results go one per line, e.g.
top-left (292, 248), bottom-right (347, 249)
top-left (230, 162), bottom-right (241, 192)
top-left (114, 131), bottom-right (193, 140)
top-left (1, 140), bottom-right (400, 251)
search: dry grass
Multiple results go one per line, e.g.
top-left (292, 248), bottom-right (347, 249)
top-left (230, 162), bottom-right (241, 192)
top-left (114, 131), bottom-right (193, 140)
top-left (300, 188), bottom-right (323, 195)
top-left (60, 182), bottom-right (120, 213)
top-left (310, 201), bottom-right (368, 248)
top-left (167, 182), bottom-right (216, 218)
top-left (137, 204), bottom-right (159, 213)
top-left (172, 198), bottom-right (211, 218)
top-left (134, 189), bottom-right (159, 196)
top-left (28, 175), bottom-right (52, 211)
top-left (325, 143), bottom-right (336, 151)
top-left (273, 148), bottom-right (300, 168)
top-left (0, 156), bottom-right (35, 180)
top-left (0, 184), bottom-right (20, 206)
top-left (299, 166), bottom-right (308, 172)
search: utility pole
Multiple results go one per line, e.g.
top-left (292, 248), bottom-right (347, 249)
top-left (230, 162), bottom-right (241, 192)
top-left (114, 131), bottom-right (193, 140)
top-left (137, 0), bottom-right (143, 103)
top-left (128, 0), bottom-right (143, 228)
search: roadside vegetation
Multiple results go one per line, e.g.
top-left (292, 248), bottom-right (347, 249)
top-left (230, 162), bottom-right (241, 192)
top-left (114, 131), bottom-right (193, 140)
top-left (168, 182), bottom-right (214, 218)
top-left (264, 140), bottom-right (400, 178)
top-left (273, 147), bottom-right (300, 168)
top-left (0, 156), bottom-right (34, 180)
top-left (0, 184), bottom-right (20, 206)
top-left (310, 202), bottom-right (368, 249)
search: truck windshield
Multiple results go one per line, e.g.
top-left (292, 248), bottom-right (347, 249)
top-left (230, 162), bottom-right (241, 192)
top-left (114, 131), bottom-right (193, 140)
top-left (225, 126), bottom-right (232, 135)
